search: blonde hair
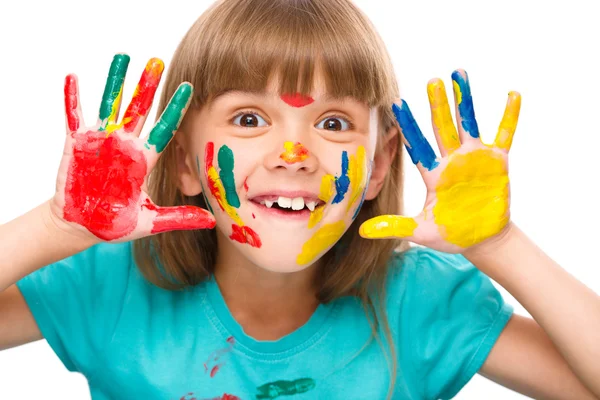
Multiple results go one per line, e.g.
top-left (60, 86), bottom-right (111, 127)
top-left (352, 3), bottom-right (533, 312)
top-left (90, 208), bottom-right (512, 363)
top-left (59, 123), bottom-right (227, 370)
top-left (134, 0), bottom-right (408, 395)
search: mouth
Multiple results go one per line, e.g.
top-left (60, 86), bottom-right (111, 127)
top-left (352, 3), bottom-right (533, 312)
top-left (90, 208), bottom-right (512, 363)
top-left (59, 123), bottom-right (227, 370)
top-left (248, 192), bottom-right (326, 220)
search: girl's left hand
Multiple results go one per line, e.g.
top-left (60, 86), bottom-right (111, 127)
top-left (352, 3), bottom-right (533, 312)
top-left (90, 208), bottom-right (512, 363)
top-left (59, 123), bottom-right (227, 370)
top-left (359, 69), bottom-right (521, 254)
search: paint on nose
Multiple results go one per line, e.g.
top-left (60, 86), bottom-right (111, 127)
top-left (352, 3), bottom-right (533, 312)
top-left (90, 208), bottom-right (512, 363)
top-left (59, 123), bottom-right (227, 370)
top-left (280, 93), bottom-right (314, 108)
top-left (280, 141), bottom-right (309, 164)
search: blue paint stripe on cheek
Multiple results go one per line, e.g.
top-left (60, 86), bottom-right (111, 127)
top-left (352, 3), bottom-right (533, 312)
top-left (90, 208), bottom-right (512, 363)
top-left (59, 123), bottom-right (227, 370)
top-left (451, 70), bottom-right (480, 139)
top-left (392, 101), bottom-right (439, 171)
top-left (332, 151), bottom-right (350, 204)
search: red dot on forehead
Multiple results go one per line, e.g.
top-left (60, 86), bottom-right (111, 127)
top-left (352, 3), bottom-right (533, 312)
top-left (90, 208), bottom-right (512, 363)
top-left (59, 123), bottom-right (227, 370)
top-left (280, 93), bottom-right (315, 108)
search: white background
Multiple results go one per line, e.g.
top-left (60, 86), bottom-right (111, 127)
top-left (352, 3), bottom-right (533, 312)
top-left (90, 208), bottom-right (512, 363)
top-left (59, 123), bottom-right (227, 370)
top-left (0, 0), bottom-right (598, 399)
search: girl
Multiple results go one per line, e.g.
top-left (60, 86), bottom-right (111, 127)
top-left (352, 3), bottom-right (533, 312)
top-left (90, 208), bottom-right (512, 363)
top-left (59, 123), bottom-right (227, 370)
top-left (1, 0), bottom-right (599, 399)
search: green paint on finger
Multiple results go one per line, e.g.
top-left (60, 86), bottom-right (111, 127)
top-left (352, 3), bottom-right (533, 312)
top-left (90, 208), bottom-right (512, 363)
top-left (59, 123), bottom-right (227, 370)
top-left (256, 378), bottom-right (316, 399)
top-left (99, 54), bottom-right (130, 130)
top-left (147, 83), bottom-right (193, 153)
top-left (217, 145), bottom-right (240, 208)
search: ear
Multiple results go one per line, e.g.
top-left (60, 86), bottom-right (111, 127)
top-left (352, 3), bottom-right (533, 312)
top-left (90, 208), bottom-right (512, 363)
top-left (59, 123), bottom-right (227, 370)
top-left (364, 125), bottom-right (399, 200)
top-left (175, 133), bottom-right (203, 196)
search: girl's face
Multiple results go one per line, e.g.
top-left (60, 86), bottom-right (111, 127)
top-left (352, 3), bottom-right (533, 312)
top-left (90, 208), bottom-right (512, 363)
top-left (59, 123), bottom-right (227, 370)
top-left (178, 75), bottom-right (387, 273)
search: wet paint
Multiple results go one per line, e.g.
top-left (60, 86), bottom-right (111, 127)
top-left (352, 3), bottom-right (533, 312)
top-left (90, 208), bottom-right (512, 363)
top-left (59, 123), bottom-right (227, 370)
top-left (297, 221), bottom-right (345, 265)
top-left (146, 83), bottom-right (193, 153)
top-left (256, 378), bottom-right (316, 399)
top-left (205, 142), bottom-right (261, 247)
top-left (63, 132), bottom-right (146, 241)
top-left (118, 58), bottom-right (164, 134)
top-left (451, 70), bottom-right (480, 138)
top-left (346, 146), bottom-right (367, 212)
top-left (203, 336), bottom-right (234, 378)
top-left (308, 174), bottom-right (334, 228)
top-left (280, 93), bottom-right (314, 108)
top-left (392, 101), bottom-right (439, 171)
top-left (64, 75), bottom-right (80, 132)
top-left (434, 148), bottom-right (509, 247)
top-left (332, 151), bottom-right (349, 204)
top-left (494, 91), bottom-right (521, 151)
top-left (427, 80), bottom-right (460, 154)
top-left (351, 159), bottom-right (372, 220)
top-left (280, 141), bottom-right (309, 164)
top-left (99, 54), bottom-right (130, 131)
top-left (243, 177), bottom-right (249, 192)
top-left (359, 214), bottom-right (417, 239)
top-left (142, 199), bottom-right (215, 233)
top-left (197, 156), bottom-right (215, 214)
top-left (178, 393), bottom-right (240, 400)
top-left (217, 145), bottom-right (240, 208)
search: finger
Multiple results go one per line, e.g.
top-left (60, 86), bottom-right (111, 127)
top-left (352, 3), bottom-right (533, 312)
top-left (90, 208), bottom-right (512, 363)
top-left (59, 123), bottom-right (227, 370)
top-left (451, 69), bottom-right (481, 142)
top-left (144, 202), bottom-right (216, 234)
top-left (494, 91), bottom-right (522, 151)
top-left (64, 74), bottom-right (84, 134)
top-left (98, 54), bottom-right (130, 131)
top-left (144, 82), bottom-right (193, 163)
top-left (392, 100), bottom-right (439, 172)
top-left (359, 215), bottom-right (418, 239)
top-left (427, 79), bottom-right (461, 156)
top-left (121, 58), bottom-right (165, 136)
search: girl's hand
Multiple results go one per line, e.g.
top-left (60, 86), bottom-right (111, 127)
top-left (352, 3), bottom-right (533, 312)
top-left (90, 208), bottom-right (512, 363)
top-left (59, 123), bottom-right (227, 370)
top-left (359, 69), bottom-right (521, 254)
top-left (50, 54), bottom-right (215, 243)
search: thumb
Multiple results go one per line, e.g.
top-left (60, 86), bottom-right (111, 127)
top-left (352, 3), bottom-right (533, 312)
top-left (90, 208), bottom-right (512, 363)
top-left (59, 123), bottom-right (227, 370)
top-left (146, 203), bottom-right (216, 234)
top-left (359, 215), bottom-right (418, 239)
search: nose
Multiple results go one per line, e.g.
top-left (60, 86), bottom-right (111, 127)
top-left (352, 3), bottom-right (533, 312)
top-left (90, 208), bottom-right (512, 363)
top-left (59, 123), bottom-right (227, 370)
top-left (264, 140), bottom-right (319, 174)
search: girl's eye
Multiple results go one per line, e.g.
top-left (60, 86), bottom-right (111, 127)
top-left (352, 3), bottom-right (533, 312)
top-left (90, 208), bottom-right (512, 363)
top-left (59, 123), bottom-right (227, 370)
top-left (232, 111), bottom-right (268, 128)
top-left (316, 115), bottom-right (354, 132)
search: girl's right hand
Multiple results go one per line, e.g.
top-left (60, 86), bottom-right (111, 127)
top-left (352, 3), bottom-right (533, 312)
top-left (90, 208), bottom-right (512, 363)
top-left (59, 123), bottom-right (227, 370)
top-left (49, 54), bottom-right (215, 243)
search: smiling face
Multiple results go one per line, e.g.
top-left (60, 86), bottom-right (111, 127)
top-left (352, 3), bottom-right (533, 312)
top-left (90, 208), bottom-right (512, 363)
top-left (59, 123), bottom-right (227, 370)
top-left (176, 73), bottom-right (386, 274)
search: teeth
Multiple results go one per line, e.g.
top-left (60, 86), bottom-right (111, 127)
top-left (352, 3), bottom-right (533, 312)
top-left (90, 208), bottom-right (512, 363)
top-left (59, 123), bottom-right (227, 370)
top-left (265, 200), bottom-right (274, 208)
top-left (277, 196), bottom-right (292, 208)
top-left (306, 201), bottom-right (316, 211)
top-left (291, 197), bottom-right (305, 210)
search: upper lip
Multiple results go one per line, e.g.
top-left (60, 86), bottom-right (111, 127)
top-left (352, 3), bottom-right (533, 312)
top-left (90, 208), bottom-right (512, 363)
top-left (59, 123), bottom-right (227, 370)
top-left (248, 190), bottom-right (324, 204)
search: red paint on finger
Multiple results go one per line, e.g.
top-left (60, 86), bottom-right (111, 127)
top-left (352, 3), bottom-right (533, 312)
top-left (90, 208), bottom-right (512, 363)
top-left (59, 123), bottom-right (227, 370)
top-left (280, 93), bottom-right (314, 108)
top-left (230, 224), bottom-right (262, 247)
top-left (64, 75), bottom-right (80, 132)
top-left (122, 58), bottom-right (164, 133)
top-left (63, 132), bottom-right (147, 240)
top-left (142, 199), bottom-right (216, 233)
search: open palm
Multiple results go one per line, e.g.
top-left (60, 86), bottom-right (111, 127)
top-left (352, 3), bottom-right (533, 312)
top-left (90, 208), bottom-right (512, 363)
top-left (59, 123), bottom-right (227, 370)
top-left (360, 69), bottom-right (521, 253)
top-left (51, 54), bottom-right (215, 242)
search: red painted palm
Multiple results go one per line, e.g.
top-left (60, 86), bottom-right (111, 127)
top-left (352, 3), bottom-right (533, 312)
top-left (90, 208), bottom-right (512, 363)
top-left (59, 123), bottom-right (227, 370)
top-left (50, 55), bottom-right (215, 242)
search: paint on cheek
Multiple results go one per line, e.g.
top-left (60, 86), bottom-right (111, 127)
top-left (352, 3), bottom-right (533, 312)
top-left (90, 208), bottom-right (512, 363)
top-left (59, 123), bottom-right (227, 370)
top-left (256, 378), bottom-right (316, 399)
top-left (280, 93), bottom-right (314, 108)
top-left (308, 174), bottom-right (334, 228)
top-left (63, 132), bottom-right (146, 241)
top-left (346, 146), bottom-right (367, 213)
top-left (332, 151), bottom-right (349, 204)
top-left (297, 221), bottom-right (345, 265)
top-left (205, 142), bottom-right (261, 247)
top-left (434, 149), bottom-right (509, 247)
top-left (217, 145), bottom-right (240, 208)
top-left (280, 141), bottom-right (309, 164)
top-left (351, 159), bottom-right (372, 220)
top-left (197, 156), bottom-right (215, 214)
top-left (243, 177), bottom-right (249, 192)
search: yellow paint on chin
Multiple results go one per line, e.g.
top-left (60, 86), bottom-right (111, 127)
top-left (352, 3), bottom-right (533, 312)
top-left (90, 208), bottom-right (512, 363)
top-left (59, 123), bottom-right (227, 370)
top-left (359, 215), bottom-right (417, 239)
top-left (308, 174), bottom-right (335, 228)
top-left (207, 165), bottom-right (244, 227)
top-left (428, 80), bottom-right (460, 153)
top-left (346, 146), bottom-right (366, 212)
top-left (434, 149), bottom-right (509, 247)
top-left (297, 221), bottom-right (346, 265)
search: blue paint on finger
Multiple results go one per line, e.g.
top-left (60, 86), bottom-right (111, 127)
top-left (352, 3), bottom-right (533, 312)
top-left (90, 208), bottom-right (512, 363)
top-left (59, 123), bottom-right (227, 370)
top-left (392, 101), bottom-right (439, 170)
top-left (451, 70), bottom-right (480, 139)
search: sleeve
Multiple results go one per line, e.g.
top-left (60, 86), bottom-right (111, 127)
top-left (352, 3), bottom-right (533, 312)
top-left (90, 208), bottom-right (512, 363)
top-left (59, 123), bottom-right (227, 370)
top-left (394, 247), bottom-right (514, 400)
top-left (15, 241), bottom-right (133, 377)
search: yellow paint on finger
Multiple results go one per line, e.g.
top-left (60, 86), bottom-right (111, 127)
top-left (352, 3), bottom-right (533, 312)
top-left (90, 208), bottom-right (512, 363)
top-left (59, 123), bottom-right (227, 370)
top-left (428, 80), bottom-right (460, 153)
top-left (297, 221), bottom-right (346, 265)
top-left (346, 146), bottom-right (367, 213)
top-left (452, 80), bottom-right (463, 105)
top-left (308, 174), bottom-right (335, 228)
top-left (494, 91), bottom-right (521, 150)
top-left (359, 215), bottom-right (418, 239)
top-left (434, 149), bottom-right (509, 247)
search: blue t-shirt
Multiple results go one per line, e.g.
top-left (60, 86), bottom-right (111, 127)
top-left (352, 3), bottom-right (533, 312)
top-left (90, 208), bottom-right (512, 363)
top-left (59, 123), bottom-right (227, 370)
top-left (16, 242), bottom-right (513, 399)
